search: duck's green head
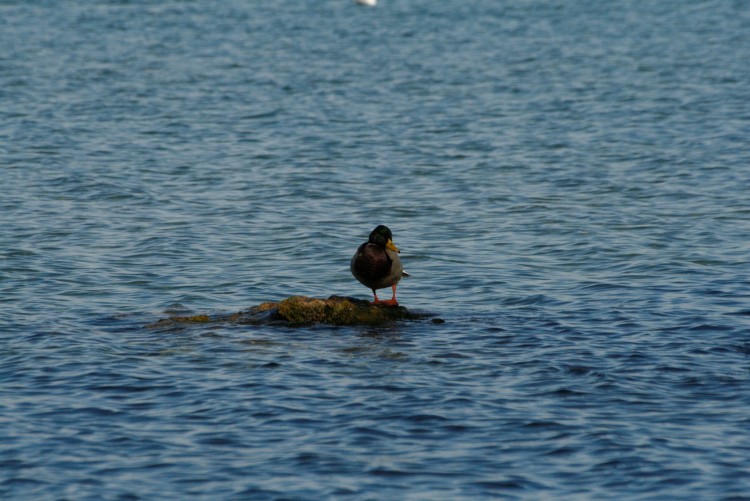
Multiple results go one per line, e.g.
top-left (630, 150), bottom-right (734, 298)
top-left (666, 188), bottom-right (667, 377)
top-left (369, 225), bottom-right (400, 253)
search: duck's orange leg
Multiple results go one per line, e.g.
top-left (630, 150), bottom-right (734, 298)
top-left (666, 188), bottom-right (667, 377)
top-left (370, 285), bottom-right (399, 307)
top-left (374, 284), bottom-right (399, 307)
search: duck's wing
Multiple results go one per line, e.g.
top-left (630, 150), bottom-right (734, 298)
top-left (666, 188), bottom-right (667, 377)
top-left (351, 242), bottom-right (391, 284)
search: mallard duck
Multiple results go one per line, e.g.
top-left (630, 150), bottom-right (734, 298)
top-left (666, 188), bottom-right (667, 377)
top-left (351, 225), bottom-right (408, 306)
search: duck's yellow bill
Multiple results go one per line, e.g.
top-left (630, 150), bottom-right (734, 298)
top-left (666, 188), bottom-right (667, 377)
top-left (386, 239), bottom-right (400, 253)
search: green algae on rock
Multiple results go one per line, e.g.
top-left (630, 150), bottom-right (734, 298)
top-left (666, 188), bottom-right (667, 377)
top-left (272, 295), bottom-right (419, 325)
top-left (147, 295), bottom-right (431, 329)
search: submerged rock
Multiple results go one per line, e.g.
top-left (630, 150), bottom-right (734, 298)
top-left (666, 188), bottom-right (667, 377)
top-left (148, 295), bottom-right (431, 329)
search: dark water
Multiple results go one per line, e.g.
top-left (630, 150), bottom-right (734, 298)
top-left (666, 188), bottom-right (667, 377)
top-left (2, 0), bottom-right (750, 498)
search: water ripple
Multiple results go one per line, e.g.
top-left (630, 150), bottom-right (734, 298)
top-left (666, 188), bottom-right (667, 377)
top-left (3, 0), bottom-right (750, 499)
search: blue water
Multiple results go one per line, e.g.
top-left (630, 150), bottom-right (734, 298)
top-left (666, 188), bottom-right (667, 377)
top-left (2, 0), bottom-right (750, 498)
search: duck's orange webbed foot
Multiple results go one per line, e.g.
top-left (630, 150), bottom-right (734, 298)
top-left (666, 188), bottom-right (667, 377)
top-left (370, 285), bottom-right (399, 307)
top-left (372, 298), bottom-right (399, 307)
top-left (370, 291), bottom-right (399, 307)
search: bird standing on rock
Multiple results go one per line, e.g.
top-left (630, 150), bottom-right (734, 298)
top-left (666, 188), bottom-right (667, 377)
top-left (351, 225), bottom-right (408, 306)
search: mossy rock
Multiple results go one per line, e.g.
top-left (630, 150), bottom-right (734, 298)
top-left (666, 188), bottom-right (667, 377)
top-left (148, 295), bottom-right (431, 329)
top-left (272, 295), bottom-right (419, 325)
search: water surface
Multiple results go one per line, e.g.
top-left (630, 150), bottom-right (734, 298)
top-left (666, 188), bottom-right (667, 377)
top-left (2, 0), bottom-right (750, 499)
